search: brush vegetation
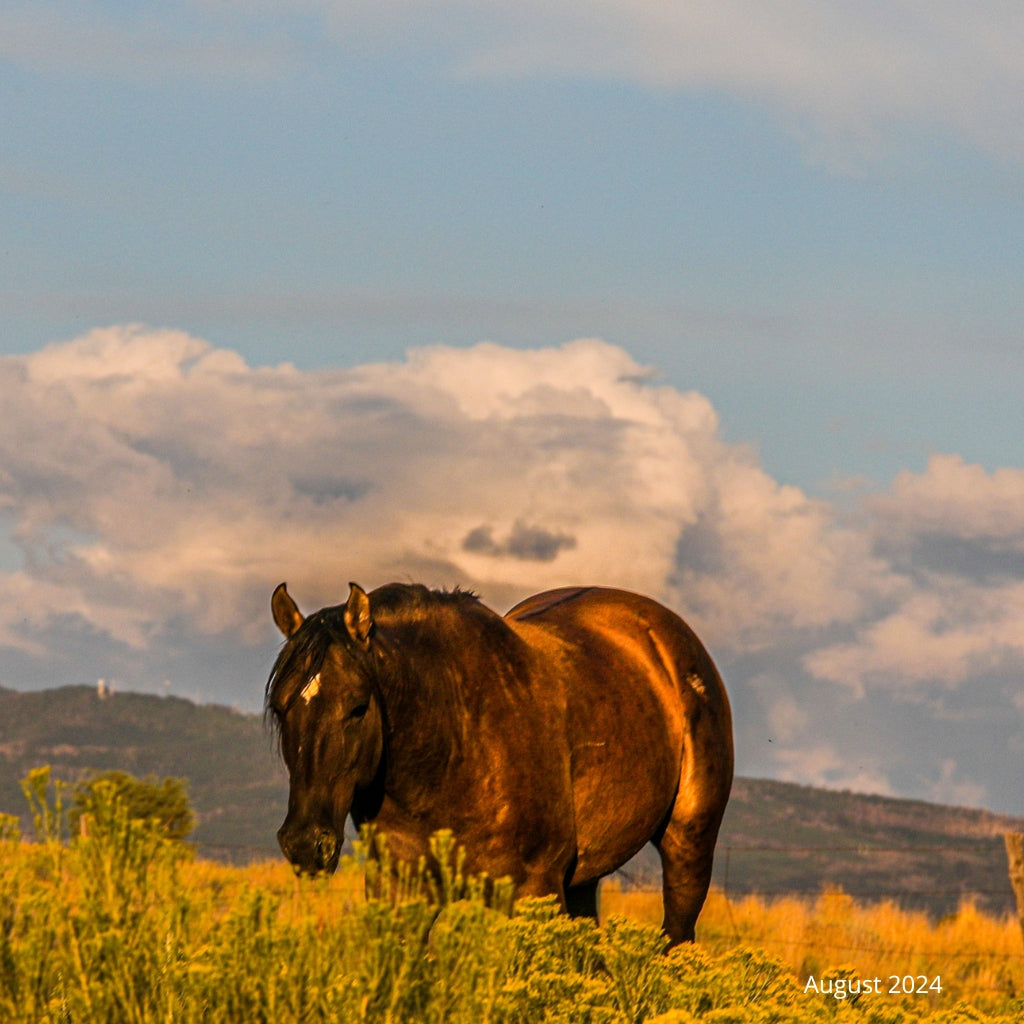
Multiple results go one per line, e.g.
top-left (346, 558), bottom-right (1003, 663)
top-left (1, 768), bottom-right (1022, 1023)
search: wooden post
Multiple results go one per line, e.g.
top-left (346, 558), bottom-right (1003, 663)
top-left (1004, 833), bottom-right (1024, 949)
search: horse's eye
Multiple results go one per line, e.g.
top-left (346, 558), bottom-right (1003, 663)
top-left (349, 702), bottom-right (370, 720)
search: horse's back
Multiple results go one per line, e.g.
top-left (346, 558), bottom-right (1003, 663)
top-left (506, 586), bottom-right (726, 714)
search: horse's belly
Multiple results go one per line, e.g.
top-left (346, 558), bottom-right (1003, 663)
top-left (567, 728), bottom-right (680, 882)
top-left (508, 588), bottom-right (713, 885)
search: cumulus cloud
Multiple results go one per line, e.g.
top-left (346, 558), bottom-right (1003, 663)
top-left (803, 456), bottom-right (1024, 695)
top-left (3, 325), bottom-right (1024, 810)
top-left (870, 455), bottom-right (1024, 548)
top-left (0, 325), bottom-right (1017, 680)
top-left (804, 582), bottom-right (1024, 695)
top-left (0, 326), bottom-right (900, 655)
top-left (0, 328), bottom-right (744, 646)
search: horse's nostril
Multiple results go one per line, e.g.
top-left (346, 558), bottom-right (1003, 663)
top-left (278, 823), bottom-right (337, 874)
top-left (314, 830), bottom-right (338, 869)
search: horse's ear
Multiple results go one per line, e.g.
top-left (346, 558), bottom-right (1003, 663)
top-left (345, 582), bottom-right (373, 644)
top-left (272, 583), bottom-right (304, 638)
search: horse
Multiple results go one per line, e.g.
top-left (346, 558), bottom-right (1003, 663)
top-left (266, 581), bottom-right (733, 945)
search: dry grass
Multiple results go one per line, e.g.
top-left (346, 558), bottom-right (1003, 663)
top-left (8, 769), bottom-right (1023, 1020)
top-left (181, 854), bottom-right (367, 926)
top-left (603, 881), bottom-right (1024, 1007)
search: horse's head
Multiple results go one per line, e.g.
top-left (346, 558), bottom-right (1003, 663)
top-left (266, 582), bottom-right (384, 875)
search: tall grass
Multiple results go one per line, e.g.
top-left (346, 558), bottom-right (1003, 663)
top-left (2, 771), bottom-right (1022, 1023)
top-left (605, 881), bottom-right (1024, 1013)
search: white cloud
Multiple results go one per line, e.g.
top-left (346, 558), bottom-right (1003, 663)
top-left (300, 0), bottom-right (1024, 168)
top-left (0, 326), bottom-right (897, 661)
top-left (923, 758), bottom-right (989, 810)
top-left (0, 329), bottom-right (704, 650)
top-left (805, 581), bottom-right (1024, 694)
top-left (670, 457), bottom-right (898, 650)
top-left (11, 4), bottom-right (1024, 169)
top-left (804, 456), bottom-right (1024, 694)
top-left (771, 742), bottom-right (895, 797)
top-left (4, 326), bottom-right (929, 676)
top-left (6, 327), bottom-right (1024, 705)
top-left (5, 326), bottom-right (1024, 812)
top-left (869, 454), bottom-right (1024, 545)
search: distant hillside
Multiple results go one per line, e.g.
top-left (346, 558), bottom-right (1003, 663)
top-left (627, 776), bottom-right (1024, 917)
top-left (1, 685), bottom-right (1020, 917)
top-left (0, 685), bottom-right (287, 855)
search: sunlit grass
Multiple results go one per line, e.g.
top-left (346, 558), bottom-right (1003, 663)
top-left (181, 855), bottom-right (366, 926)
top-left (3, 774), bottom-right (1022, 1022)
top-left (605, 879), bottom-right (1024, 1010)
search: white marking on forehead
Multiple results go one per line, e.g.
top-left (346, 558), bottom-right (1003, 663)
top-left (300, 672), bottom-right (321, 704)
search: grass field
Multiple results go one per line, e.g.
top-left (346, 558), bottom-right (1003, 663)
top-left (607, 882), bottom-right (1024, 1012)
top-left (3, 772), bottom-right (1023, 1022)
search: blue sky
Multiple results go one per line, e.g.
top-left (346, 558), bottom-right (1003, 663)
top-left (2, 2), bottom-right (1024, 813)
top-left (5, 2), bottom-right (1022, 487)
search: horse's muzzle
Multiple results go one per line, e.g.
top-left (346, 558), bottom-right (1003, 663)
top-left (277, 823), bottom-right (340, 875)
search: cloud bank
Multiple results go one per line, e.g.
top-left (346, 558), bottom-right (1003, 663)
top-left (0, 326), bottom-right (884, 650)
top-left (2, 326), bottom-right (1023, 810)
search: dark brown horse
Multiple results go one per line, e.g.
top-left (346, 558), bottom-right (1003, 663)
top-left (267, 581), bottom-right (732, 944)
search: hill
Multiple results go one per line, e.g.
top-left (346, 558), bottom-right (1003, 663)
top-left (0, 684), bottom-right (287, 856)
top-left (0, 685), bottom-right (1020, 916)
top-left (627, 776), bottom-right (1024, 917)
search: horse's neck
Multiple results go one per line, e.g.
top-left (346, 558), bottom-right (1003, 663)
top-left (376, 619), bottom-right (471, 799)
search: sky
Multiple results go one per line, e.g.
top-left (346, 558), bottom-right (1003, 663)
top-left (2, 2), bottom-right (1024, 814)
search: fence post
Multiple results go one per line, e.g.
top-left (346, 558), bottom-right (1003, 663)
top-left (1004, 833), bottom-right (1024, 949)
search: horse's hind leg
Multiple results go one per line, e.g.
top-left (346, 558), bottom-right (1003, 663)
top-left (655, 805), bottom-right (725, 946)
top-left (565, 879), bottom-right (600, 920)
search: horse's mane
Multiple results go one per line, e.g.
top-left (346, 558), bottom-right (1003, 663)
top-left (370, 582), bottom-right (480, 619)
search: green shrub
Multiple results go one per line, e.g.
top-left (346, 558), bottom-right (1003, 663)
top-left (70, 770), bottom-right (195, 842)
